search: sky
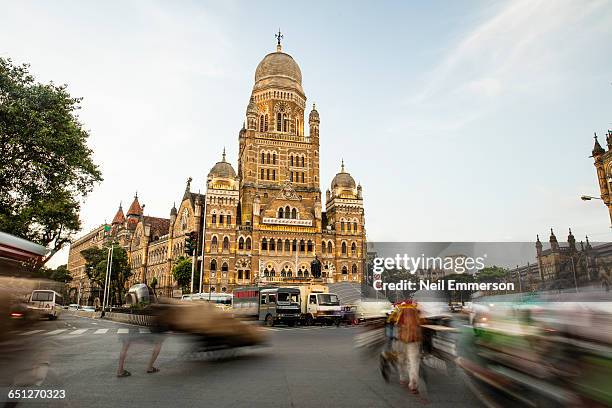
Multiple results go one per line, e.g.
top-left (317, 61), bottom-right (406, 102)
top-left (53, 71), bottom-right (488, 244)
top-left (1, 0), bottom-right (612, 267)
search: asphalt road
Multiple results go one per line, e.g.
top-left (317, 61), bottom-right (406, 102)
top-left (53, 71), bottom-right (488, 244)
top-left (2, 314), bottom-right (483, 408)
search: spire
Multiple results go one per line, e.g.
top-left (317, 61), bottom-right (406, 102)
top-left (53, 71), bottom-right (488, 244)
top-left (183, 177), bottom-right (193, 201)
top-left (170, 202), bottom-right (177, 216)
top-left (275, 28), bottom-right (283, 52)
top-left (568, 227), bottom-right (576, 251)
top-left (606, 129), bottom-right (612, 150)
top-left (341, 159), bottom-right (345, 173)
top-left (549, 228), bottom-right (559, 251)
top-left (126, 193), bottom-right (143, 217)
top-left (112, 202), bottom-right (126, 225)
top-left (222, 147), bottom-right (226, 162)
top-left (592, 132), bottom-right (605, 156)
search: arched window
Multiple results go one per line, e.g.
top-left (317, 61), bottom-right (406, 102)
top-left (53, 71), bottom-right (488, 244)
top-left (278, 207), bottom-right (284, 218)
top-left (260, 169), bottom-right (264, 179)
top-left (322, 241), bottom-right (327, 254)
top-left (270, 239), bottom-right (276, 251)
top-left (219, 214), bottom-right (224, 225)
top-left (264, 114), bottom-right (268, 131)
top-left (327, 241), bottom-right (333, 254)
top-left (291, 208), bottom-right (297, 219)
top-left (292, 239), bottom-right (297, 252)
top-left (272, 169), bottom-right (276, 180)
top-left (266, 152), bottom-right (270, 164)
top-left (307, 240), bottom-right (313, 253)
top-left (342, 266), bottom-right (348, 275)
top-left (238, 237), bottom-right (244, 250)
top-left (290, 155), bottom-right (294, 167)
top-left (261, 238), bottom-right (268, 251)
top-left (210, 259), bottom-right (217, 271)
top-left (353, 222), bottom-right (358, 232)
top-left (277, 239), bottom-right (282, 252)
top-left (259, 115), bottom-right (264, 132)
top-left (211, 214), bottom-right (216, 225)
top-left (342, 242), bottom-right (347, 255)
top-left (285, 239), bottom-right (290, 252)
top-left (340, 221), bottom-right (345, 232)
top-left (285, 206), bottom-right (290, 218)
top-left (261, 152), bottom-right (265, 164)
top-left (277, 113), bottom-right (282, 131)
top-left (222, 262), bottom-right (228, 272)
top-left (301, 156), bottom-right (305, 167)
top-left (227, 215), bottom-right (231, 225)
top-left (352, 264), bottom-right (358, 274)
top-left (266, 169), bottom-right (270, 180)
top-left (300, 172), bottom-right (304, 183)
top-left (272, 153), bottom-right (276, 164)
top-left (299, 240), bottom-right (305, 252)
top-left (351, 242), bottom-right (357, 256)
top-left (211, 236), bottom-right (218, 250)
top-left (246, 237), bottom-right (251, 250)
top-left (222, 237), bottom-right (229, 251)
top-left (283, 114), bottom-right (288, 132)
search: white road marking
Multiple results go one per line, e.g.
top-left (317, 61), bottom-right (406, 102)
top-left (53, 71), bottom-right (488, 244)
top-left (139, 328), bottom-right (150, 334)
top-left (19, 330), bottom-right (44, 336)
top-left (94, 329), bottom-right (109, 334)
top-left (117, 328), bottom-right (129, 334)
top-left (46, 329), bottom-right (67, 335)
top-left (70, 329), bottom-right (87, 335)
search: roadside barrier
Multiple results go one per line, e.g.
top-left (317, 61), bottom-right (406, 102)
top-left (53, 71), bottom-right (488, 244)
top-left (103, 311), bottom-right (154, 326)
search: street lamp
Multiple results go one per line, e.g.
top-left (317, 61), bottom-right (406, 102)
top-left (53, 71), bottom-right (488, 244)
top-left (580, 195), bottom-right (603, 201)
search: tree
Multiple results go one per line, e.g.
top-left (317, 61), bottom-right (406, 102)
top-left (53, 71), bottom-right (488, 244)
top-left (172, 257), bottom-right (197, 293)
top-left (0, 58), bottom-right (102, 266)
top-left (81, 243), bottom-right (131, 305)
top-left (476, 266), bottom-right (509, 283)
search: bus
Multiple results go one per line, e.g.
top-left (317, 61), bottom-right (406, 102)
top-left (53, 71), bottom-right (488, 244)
top-left (181, 292), bottom-right (233, 309)
top-left (29, 290), bottom-right (64, 320)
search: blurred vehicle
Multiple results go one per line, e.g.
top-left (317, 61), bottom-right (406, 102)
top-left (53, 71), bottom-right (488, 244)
top-left (183, 292), bottom-right (233, 310)
top-left (232, 286), bottom-right (300, 326)
top-left (125, 283), bottom-right (154, 305)
top-left (457, 291), bottom-right (612, 407)
top-left (449, 302), bottom-right (463, 313)
top-left (68, 303), bottom-right (79, 310)
top-left (81, 305), bottom-right (96, 312)
top-left (353, 299), bottom-right (394, 322)
top-left (154, 299), bottom-right (267, 359)
top-left (28, 289), bottom-right (63, 320)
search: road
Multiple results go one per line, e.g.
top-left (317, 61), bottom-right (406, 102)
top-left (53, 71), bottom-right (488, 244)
top-left (3, 314), bottom-right (483, 408)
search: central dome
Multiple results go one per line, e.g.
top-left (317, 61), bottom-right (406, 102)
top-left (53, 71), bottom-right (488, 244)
top-left (253, 50), bottom-right (304, 95)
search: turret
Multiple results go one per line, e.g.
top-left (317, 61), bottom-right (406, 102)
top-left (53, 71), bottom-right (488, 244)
top-left (535, 234), bottom-right (542, 256)
top-left (568, 228), bottom-right (576, 251)
top-left (309, 103), bottom-right (319, 139)
top-left (549, 228), bottom-right (559, 252)
top-left (246, 96), bottom-right (257, 130)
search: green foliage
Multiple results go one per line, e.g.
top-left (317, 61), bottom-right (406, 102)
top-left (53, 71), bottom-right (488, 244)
top-left (477, 266), bottom-right (509, 282)
top-left (0, 58), bottom-right (102, 265)
top-left (81, 243), bottom-right (132, 304)
top-left (36, 264), bottom-right (73, 283)
top-left (172, 256), bottom-right (197, 292)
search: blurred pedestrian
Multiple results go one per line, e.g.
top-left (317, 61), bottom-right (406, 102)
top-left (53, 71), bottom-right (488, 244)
top-left (396, 306), bottom-right (422, 393)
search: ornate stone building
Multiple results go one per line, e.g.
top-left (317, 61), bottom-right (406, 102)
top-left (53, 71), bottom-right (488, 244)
top-left (591, 130), bottom-right (612, 226)
top-left (67, 37), bottom-right (367, 299)
top-left (202, 38), bottom-right (366, 292)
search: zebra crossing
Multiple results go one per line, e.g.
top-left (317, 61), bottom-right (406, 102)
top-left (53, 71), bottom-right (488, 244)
top-left (13, 324), bottom-right (357, 336)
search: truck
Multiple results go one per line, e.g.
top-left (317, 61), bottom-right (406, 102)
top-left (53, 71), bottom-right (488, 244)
top-left (232, 286), bottom-right (301, 327)
top-left (294, 284), bottom-right (342, 326)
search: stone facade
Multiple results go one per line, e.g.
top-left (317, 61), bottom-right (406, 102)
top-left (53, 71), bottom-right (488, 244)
top-left (67, 39), bottom-right (367, 298)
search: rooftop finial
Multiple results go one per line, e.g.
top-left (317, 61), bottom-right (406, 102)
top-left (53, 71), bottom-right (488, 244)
top-left (135, 191), bottom-right (138, 198)
top-left (222, 147), bottom-right (226, 162)
top-left (313, 103), bottom-right (316, 110)
top-left (341, 159), bottom-right (345, 172)
top-left (275, 28), bottom-right (283, 51)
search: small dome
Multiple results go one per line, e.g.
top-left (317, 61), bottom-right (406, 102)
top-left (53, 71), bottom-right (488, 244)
top-left (309, 104), bottom-right (319, 122)
top-left (253, 51), bottom-right (303, 95)
top-left (331, 161), bottom-right (356, 190)
top-left (208, 149), bottom-right (236, 179)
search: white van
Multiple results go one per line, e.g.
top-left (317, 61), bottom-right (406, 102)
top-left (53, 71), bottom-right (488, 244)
top-left (29, 290), bottom-right (64, 320)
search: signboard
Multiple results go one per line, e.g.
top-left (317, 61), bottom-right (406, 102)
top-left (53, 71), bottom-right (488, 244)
top-left (172, 289), bottom-right (183, 298)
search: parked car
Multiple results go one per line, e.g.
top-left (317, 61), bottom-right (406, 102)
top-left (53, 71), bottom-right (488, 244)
top-left (68, 304), bottom-right (79, 310)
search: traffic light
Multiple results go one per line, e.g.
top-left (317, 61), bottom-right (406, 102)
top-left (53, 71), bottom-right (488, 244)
top-left (184, 231), bottom-right (197, 256)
